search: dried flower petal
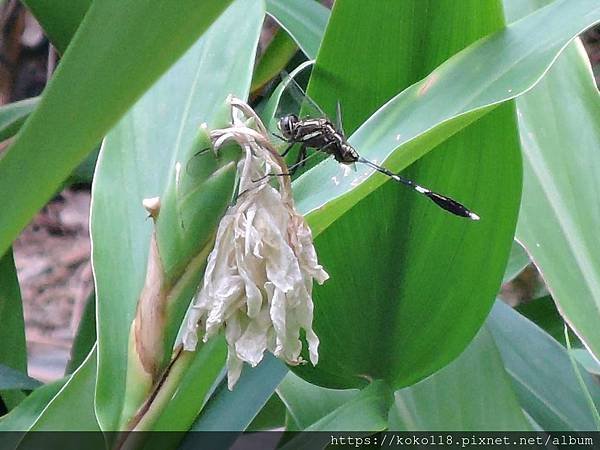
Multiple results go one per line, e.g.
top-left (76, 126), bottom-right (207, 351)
top-left (182, 98), bottom-right (328, 389)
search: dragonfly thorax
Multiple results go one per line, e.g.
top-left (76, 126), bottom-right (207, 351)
top-left (278, 114), bottom-right (359, 164)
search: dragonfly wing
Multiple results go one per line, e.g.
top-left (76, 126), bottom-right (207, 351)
top-left (336, 100), bottom-right (346, 137)
top-left (276, 70), bottom-right (328, 121)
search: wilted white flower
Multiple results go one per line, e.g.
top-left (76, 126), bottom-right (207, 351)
top-left (182, 98), bottom-right (329, 389)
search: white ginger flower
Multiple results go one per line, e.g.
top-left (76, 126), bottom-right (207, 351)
top-left (182, 98), bottom-right (329, 389)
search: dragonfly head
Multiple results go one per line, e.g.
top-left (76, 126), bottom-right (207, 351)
top-left (277, 114), bottom-right (299, 140)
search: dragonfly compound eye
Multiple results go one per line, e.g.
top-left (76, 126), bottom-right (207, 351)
top-left (278, 114), bottom-right (298, 140)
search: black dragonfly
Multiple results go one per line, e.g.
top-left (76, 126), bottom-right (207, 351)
top-left (270, 73), bottom-right (480, 221)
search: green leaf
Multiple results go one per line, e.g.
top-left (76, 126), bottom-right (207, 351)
top-left (191, 355), bottom-right (288, 431)
top-left (25, 349), bottom-right (99, 432)
top-left (248, 393), bottom-right (287, 431)
top-left (149, 338), bottom-right (227, 433)
top-left (514, 37), bottom-right (600, 361)
top-left (0, 355), bottom-right (100, 449)
top-left (390, 327), bottom-right (531, 431)
top-left (292, 0), bottom-right (520, 390)
top-left (0, 98), bottom-right (39, 143)
top-left (0, 365), bottom-right (40, 391)
top-left (0, 0), bottom-right (234, 261)
top-left (21, 0), bottom-right (91, 52)
top-left (280, 381), bottom-right (393, 449)
top-left (0, 380), bottom-right (65, 432)
top-left (188, 355), bottom-right (287, 432)
top-left (251, 29), bottom-right (298, 94)
top-left (0, 350), bottom-right (98, 435)
top-left (91, 0), bottom-right (263, 431)
top-left (177, 356), bottom-right (287, 450)
top-left (503, 240), bottom-right (530, 283)
top-left (0, 250), bottom-right (26, 373)
top-left (293, 0), bottom-right (600, 235)
top-left (571, 349), bottom-right (600, 376)
top-left (0, 250), bottom-right (27, 409)
top-left (266, 0), bottom-right (329, 60)
top-left (277, 372), bottom-right (359, 431)
top-left (488, 301), bottom-right (600, 431)
top-left (564, 326), bottom-right (600, 429)
top-left (65, 291), bottom-right (95, 375)
top-left (301, 380), bottom-right (392, 431)
top-left (516, 295), bottom-right (572, 344)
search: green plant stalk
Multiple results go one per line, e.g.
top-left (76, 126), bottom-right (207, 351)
top-left (119, 123), bottom-right (240, 430)
top-left (115, 347), bottom-right (196, 449)
top-left (120, 233), bottom-right (216, 427)
top-left (117, 336), bottom-right (226, 446)
top-left (132, 347), bottom-right (193, 432)
top-left (150, 335), bottom-right (228, 432)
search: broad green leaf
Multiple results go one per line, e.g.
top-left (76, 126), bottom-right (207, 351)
top-left (514, 37), bottom-right (600, 361)
top-left (572, 349), bottom-right (600, 376)
top-left (188, 355), bottom-right (287, 432)
top-left (1, 354), bottom-right (101, 448)
top-left (24, 349), bottom-right (99, 432)
top-left (0, 250), bottom-right (27, 409)
top-left (293, 0), bottom-right (600, 235)
top-left (91, 0), bottom-right (262, 431)
top-left (503, 240), bottom-right (530, 283)
top-left (0, 0), bottom-right (234, 261)
top-left (260, 59), bottom-right (315, 127)
top-left (149, 337), bottom-right (226, 433)
top-left (251, 29), bottom-right (298, 94)
top-left (123, 339), bottom-right (227, 450)
top-left (266, 0), bottom-right (329, 60)
top-left (0, 365), bottom-right (40, 391)
top-left (292, 0), bottom-right (520, 390)
top-left (0, 98), bottom-right (39, 143)
top-left (280, 381), bottom-right (393, 449)
top-left (65, 291), bottom-right (95, 374)
top-left (390, 327), bottom-right (530, 431)
top-left (564, 327), bottom-right (600, 429)
top-left (488, 301), bottom-right (600, 431)
top-left (277, 372), bottom-right (358, 431)
top-left (178, 356), bottom-right (287, 450)
top-left (0, 380), bottom-right (64, 432)
top-left (0, 250), bottom-right (26, 373)
top-left (21, 0), bottom-right (91, 52)
top-left (299, 381), bottom-right (392, 431)
top-left (248, 393), bottom-right (287, 431)
top-left (516, 295), bottom-right (571, 344)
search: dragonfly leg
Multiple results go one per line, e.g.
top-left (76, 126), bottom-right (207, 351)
top-left (288, 141), bottom-right (335, 174)
top-left (289, 145), bottom-right (307, 175)
top-left (271, 131), bottom-right (287, 142)
top-left (251, 140), bottom-right (342, 183)
top-left (335, 100), bottom-right (346, 137)
top-left (286, 144), bottom-right (334, 174)
top-left (251, 145), bottom-right (309, 182)
top-left (280, 143), bottom-right (295, 157)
